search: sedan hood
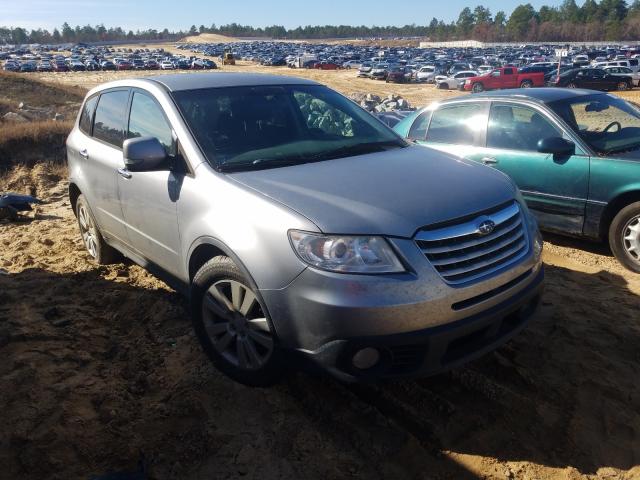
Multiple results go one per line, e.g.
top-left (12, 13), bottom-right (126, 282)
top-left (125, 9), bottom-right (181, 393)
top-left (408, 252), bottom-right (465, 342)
top-left (228, 145), bottom-right (516, 238)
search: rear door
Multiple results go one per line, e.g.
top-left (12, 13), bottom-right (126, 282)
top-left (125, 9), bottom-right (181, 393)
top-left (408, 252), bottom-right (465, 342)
top-left (417, 101), bottom-right (489, 159)
top-left (467, 102), bottom-right (589, 234)
top-left (81, 89), bottom-right (131, 243)
top-left (117, 89), bottom-right (182, 276)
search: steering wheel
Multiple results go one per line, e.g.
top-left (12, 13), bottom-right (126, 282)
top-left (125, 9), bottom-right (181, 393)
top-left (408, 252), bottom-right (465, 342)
top-left (604, 121), bottom-right (622, 133)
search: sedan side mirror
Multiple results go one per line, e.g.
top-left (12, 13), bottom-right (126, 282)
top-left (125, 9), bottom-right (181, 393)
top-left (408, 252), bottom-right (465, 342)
top-left (123, 136), bottom-right (167, 172)
top-left (537, 137), bottom-right (575, 156)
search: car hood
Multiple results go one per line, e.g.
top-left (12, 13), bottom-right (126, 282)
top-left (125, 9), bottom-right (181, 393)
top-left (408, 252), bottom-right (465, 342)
top-left (227, 145), bottom-right (516, 237)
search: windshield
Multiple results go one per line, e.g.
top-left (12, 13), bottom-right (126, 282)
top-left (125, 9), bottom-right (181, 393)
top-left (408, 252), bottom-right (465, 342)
top-left (172, 84), bottom-right (405, 171)
top-left (548, 93), bottom-right (640, 154)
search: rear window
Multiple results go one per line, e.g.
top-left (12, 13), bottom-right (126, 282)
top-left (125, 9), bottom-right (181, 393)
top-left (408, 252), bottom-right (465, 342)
top-left (93, 90), bottom-right (130, 148)
top-left (79, 95), bottom-right (98, 135)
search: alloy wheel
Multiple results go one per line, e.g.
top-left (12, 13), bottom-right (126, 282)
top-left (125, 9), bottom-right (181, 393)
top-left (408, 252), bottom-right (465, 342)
top-left (618, 82), bottom-right (629, 91)
top-left (78, 204), bottom-right (98, 258)
top-left (622, 215), bottom-right (640, 263)
top-left (201, 279), bottom-right (274, 370)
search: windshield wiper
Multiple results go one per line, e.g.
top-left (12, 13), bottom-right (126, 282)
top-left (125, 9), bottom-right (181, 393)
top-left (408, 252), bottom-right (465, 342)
top-left (218, 157), bottom-right (306, 172)
top-left (304, 140), bottom-right (406, 161)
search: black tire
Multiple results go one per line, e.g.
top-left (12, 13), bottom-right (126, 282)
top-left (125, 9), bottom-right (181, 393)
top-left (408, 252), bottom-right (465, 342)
top-left (191, 256), bottom-right (285, 386)
top-left (75, 194), bottom-right (120, 264)
top-left (617, 81), bottom-right (630, 91)
top-left (609, 201), bottom-right (640, 273)
top-left (567, 82), bottom-right (577, 88)
top-left (520, 80), bottom-right (533, 88)
top-left (472, 82), bottom-right (484, 93)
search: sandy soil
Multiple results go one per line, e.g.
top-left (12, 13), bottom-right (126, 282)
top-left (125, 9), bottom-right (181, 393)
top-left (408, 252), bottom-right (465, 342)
top-left (1, 67), bottom-right (640, 479)
top-left (28, 57), bottom-right (640, 110)
top-left (28, 63), bottom-right (463, 109)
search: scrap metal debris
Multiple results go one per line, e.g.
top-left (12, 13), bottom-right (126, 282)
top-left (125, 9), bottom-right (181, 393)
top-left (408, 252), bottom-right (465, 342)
top-left (0, 192), bottom-right (43, 221)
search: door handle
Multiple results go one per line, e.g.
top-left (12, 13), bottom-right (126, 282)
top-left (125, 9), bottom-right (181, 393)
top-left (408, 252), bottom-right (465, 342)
top-left (117, 168), bottom-right (132, 179)
top-left (79, 149), bottom-right (89, 159)
top-left (481, 157), bottom-right (498, 165)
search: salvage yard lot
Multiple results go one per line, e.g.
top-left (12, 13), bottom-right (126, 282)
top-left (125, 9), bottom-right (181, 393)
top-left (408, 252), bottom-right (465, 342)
top-left (28, 57), bottom-right (640, 107)
top-left (1, 65), bottom-right (640, 480)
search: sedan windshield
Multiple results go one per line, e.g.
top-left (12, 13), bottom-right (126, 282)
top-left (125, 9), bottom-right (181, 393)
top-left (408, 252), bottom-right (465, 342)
top-left (173, 84), bottom-right (405, 170)
top-left (548, 93), bottom-right (640, 154)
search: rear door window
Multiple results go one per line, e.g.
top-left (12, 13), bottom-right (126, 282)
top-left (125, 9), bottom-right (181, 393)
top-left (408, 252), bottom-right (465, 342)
top-left (79, 95), bottom-right (98, 135)
top-left (93, 90), bottom-right (130, 148)
top-left (426, 103), bottom-right (485, 145)
top-left (408, 110), bottom-right (432, 141)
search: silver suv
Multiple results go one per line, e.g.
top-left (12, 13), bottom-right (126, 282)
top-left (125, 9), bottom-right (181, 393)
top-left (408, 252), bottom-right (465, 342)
top-left (67, 73), bottom-right (544, 386)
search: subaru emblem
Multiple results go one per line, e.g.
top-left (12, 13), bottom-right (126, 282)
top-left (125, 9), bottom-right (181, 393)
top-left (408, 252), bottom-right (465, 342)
top-left (478, 220), bottom-right (496, 236)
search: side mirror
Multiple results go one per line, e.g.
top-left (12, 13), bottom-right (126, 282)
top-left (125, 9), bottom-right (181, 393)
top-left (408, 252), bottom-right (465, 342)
top-left (537, 137), bottom-right (575, 156)
top-left (123, 136), bottom-right (167, 172)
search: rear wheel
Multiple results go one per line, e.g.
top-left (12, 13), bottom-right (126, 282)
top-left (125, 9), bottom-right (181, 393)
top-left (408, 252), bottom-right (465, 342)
top-left (609, 202), bottom-right (640, 273)
top-left (567, 82), bottom-right (577, 88)
top-left (617, 81), bottom-right (630, 91)
top-left (520, 80), bottom-right (533, 88)
top-left (191, 256), bottom-right (285, 386)
top-left (75, 194), bottom-right (120, 264)
top-left (472, 82), bottom-right (484, 93)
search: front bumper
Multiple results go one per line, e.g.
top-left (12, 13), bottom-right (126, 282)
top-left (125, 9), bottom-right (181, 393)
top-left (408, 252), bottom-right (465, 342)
top-left (260, 236), bottom-right (543, 381)
top-left (298, 267), bottom-right (542, 381)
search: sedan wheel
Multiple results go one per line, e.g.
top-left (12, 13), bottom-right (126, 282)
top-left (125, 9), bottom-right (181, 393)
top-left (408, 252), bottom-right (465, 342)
top-left (202, 279), bottom-right (274, 371)
top-left (609, 202), bottom-right (640, 273)
top-left (622, 215), bottom-right (640, 263)
top-left (618, 81), bottom-right (629, 91)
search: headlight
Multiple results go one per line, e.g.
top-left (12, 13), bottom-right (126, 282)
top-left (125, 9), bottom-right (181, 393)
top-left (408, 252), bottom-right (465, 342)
top-left (288, 230), bottom-right (404, 273)
top-left (529, 214), bottom-right (543, 260)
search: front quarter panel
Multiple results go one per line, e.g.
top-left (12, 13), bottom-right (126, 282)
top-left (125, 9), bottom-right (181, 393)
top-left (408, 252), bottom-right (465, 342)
top-left (178, 164), bottom-right (318, 290)
top-left (589, 157), bottom-right (640, 204)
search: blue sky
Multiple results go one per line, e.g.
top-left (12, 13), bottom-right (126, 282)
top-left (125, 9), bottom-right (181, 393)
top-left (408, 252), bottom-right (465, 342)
top-left (1, 0), bottom-right (566, 31)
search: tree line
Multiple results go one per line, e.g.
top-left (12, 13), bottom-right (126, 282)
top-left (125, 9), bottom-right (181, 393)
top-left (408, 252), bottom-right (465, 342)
top-left (3, 1), bottom-right (640, 45)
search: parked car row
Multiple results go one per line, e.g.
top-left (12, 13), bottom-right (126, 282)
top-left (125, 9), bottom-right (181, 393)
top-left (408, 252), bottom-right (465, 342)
top-left (1, 44), bottom-right (218, 73)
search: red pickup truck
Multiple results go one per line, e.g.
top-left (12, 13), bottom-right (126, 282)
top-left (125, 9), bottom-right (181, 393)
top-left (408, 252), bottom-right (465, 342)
top-left (462, 67), bottom-right (545, 93)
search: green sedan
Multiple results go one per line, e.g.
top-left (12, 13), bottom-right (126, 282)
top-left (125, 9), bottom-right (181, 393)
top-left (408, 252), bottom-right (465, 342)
top-left (394, 88), bottom-right (640, 272)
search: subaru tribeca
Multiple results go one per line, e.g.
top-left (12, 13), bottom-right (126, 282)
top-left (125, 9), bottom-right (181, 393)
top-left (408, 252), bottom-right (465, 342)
top-left (67, 73), bottom-right (543, 386)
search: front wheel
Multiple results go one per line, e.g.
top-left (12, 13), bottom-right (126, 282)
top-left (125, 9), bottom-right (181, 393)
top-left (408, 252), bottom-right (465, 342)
top-left (191, 256), bottom-right (285, 386)
top-left (472, 82), bottom-right (484, 93)
top-left (567, 82), bottom-right (577, 88)
top-left (609, 201), bottom-right (640, 273)
top-left (617, 81), bottom-right (630, 91)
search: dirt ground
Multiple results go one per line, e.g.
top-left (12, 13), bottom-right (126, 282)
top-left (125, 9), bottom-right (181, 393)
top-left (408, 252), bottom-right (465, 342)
top-left (1, 65), bottom-right (640, 480)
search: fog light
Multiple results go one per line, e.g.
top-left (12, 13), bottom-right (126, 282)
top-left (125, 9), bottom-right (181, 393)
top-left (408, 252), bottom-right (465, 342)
top-left (352, 347), bottom-right (381, 370)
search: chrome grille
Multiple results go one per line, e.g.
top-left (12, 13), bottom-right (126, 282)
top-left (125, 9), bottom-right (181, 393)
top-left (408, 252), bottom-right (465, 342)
top-left (415, 202), bottom-right (529, 285)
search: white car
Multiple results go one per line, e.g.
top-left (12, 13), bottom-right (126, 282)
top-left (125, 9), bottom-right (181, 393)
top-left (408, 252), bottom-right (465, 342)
top-left (435, 71), bottom-right (478, 90)
top-left (602, 65), bottom-right (640, 86)
top-left (415, 65), bottom-right (437, 83)
top-left (594, 59), bottom-right (640, 73)
top-left (160, 61), bottom-right (175, 70)
top-left (342, 60), bottom-right (362, 69)
top-left (477, 65), bottom-right (494, 74)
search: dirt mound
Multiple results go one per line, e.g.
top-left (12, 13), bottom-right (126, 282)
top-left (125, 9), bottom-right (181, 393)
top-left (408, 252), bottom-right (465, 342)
top-left (0, 71), bottom-right (85, 108)
top-left (179, 33), bottom-right (241, 43)
top-left (0, 120), bottom-right (73, 171)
